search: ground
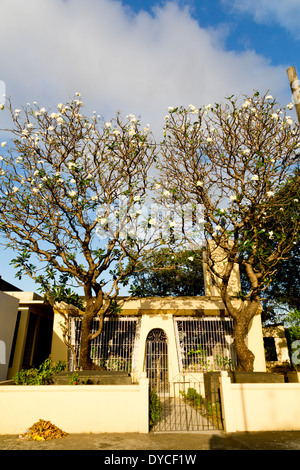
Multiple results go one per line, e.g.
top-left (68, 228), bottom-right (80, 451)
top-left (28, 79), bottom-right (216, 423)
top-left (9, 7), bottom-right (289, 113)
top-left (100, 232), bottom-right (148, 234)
top-left (1, 430), bottom-right (300, 451)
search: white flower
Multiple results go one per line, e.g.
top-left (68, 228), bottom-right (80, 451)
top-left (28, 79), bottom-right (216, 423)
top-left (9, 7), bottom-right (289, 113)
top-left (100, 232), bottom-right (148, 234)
top-left (266, 95), bottom-right (273, 100)
top-left (286, 116), bottom-right (293, 126)
top-left (268, 231), bottom-right (274, 239)
top-left (68, 190), bottom-right (77, 197)
top-left (70, 178), bottom-right (76, 184)
top-left (128, 127), bottom-right (135, 136)
top-left (27, 123), bottom-right (33, 128)
top-left (164, 115), bottom-right (170, 120)
top-left (188, 256), bottom-right (194, 261)
top-left (294, 199), bottom-right (299, 203)
top-left (34, 170), bottom-right (39, 176)
top-left (1, 142), bottom-right (6, 147)
top-left (149, 218), bottom-right (156, 225)
top-left (251, 175), bottom-right (259, 181)
top-left (75, 92), bottom-right (81, 97)
top-left (287, 102), bottom-right (294, 110)
top-left (14, 109), bottom-right (21, 114)
top-left (189, 104), bottom-right (197, 114)
top-left (196, 181), bottom-right (203, 187)
top-left (91, 196), bottom-right (97, 201)
top-left (162, 190), bottom-right (171, 197)
top-left (105, 122), bottom-right (112, 128)
top-left (169, 221), bottom-right (176, 228)
top-left (198, 218), bottom-right (205, 223)
top-left (242, 99), bottom-right (251, 109)
top-left (271, 113), bottom-right (279, 120)
top-left (0, 104), bottom-right (4, 110)
top-left (168, 106), bottom-right (175, 112)
top-left (266, 191), bottom-right (274, 197)
top-left (57, 103), bottom-right (64, 109)
top-left (12, 186), bottom-right (19, 193)
top-left (205, 104), bottom-right (211, 109)
top-left (68, 162), bottom-right (77, 169)
top-left (206, 137), bottom-right (212, 143)
top-left (133, 195), bottom-right (141, 202)
top-left (215, 225), bottom-right (222, 231)
top-left (40, 108), bottom-right (46, 114)
top-left (32, 188), bottom-right (39, 194)
top-left (49, 112), bottom-right (59, 119)
top-left (230, 195), bottom-right (237, 201)
top-left (242, 148), bottom-right (250, 155)
top-left (57, 117), bottom-right (64, 125)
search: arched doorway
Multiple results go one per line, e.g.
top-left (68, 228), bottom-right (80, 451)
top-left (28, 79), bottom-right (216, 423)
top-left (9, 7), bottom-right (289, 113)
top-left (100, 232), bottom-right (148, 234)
top-left (145, 328), bottom-right (168, 393)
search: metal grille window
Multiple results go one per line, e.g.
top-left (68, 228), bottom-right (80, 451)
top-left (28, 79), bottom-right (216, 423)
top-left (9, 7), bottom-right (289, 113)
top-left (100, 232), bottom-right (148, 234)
top-left (174, 316), bottom-right (237, 372)
top-left (68, 316), bottom-right (140, 372)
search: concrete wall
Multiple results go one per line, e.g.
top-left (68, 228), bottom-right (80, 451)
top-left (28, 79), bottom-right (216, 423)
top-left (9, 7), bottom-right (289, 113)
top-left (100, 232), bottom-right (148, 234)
top-left (0, 292), bottom-right (19, 381)
top-left (220, 372), bottom-right (300, 432)
top-left (0, 378), bottom-right (149, 434)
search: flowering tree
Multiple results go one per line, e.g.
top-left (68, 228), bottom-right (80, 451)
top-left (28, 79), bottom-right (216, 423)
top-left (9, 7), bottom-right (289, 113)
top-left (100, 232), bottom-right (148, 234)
top-left (158, 92), bottom-right (300, 371)
top-left (0, 95), bottom-right (160, 370)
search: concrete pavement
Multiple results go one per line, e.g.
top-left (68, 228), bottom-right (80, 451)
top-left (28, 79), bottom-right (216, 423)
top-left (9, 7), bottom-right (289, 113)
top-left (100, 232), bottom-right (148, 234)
top-left (1, 430), bottom-right (300, 451)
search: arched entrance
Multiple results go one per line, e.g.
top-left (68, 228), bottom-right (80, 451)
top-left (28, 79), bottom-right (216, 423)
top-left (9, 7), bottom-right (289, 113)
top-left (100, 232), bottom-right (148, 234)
top-left (145, 328), bottom-right (168, 393)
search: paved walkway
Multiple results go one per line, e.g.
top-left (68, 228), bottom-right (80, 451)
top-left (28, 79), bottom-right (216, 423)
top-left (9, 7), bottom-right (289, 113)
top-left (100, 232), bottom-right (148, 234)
top-left (1, 430), bottom-right (300, 451)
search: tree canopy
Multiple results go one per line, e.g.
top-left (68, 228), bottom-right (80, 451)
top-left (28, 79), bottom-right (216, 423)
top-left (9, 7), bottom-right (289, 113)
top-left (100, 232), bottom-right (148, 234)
top-left (0, 96), bottom-right (162, 369)
top-left (0, 90), bottom-right (299, 371)
top-left (157, 92), bottom-right (300, 370)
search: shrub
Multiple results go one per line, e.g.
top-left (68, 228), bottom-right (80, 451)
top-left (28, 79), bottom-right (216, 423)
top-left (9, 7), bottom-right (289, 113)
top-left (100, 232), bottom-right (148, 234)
top-left (13, 357), bottom-right (66, 385)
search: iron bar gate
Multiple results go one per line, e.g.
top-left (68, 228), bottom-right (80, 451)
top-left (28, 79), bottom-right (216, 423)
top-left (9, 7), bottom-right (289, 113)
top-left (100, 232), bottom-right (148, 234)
top-left (148, 317), bottom-right (237, 432)
top-left (150, 378), bottom-right (223, 432)
top-left (68, 316), bottom-right (140, 372)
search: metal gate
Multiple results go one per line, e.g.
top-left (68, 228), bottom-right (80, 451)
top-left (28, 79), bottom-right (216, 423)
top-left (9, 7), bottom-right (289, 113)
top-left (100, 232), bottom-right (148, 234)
top-left (149, 377), bottom-right (223, 432)
top-left (146, 328), bottom-right (223, 432)
top-left (146, 329), bottom-right (169, 394)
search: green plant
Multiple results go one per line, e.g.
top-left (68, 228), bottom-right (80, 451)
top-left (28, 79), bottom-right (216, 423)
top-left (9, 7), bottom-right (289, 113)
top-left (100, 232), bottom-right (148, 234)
top-left (149, 389), bottom-right (162, 428)
top-left (68, 372), bottom-right (80, 385)
top-left (187, 346), bottom-right (212, 371)
top-left (206, 399), bottom-right (221, 420)
top-left (180, 387), bottom-right (204, 408)
top-left (13, 357), bottom-right (66, 385)
top-left (67, 373), bottom-right (94, 384)
top-left (215, 354), bottom-right (233, 371)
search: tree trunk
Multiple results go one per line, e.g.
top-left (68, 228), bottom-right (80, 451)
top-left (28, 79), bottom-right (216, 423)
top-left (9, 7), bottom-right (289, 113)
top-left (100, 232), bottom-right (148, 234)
top-left (79, 306), bottom-right (105, 370)
top-left (233, 318), bottom-right (255, 371)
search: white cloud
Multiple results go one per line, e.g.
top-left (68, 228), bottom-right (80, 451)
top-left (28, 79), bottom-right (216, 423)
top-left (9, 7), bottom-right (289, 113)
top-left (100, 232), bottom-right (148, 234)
top-left (0, 0), bottom-right (291, 135)
top-left (224, 0), bottom-right (300, 40)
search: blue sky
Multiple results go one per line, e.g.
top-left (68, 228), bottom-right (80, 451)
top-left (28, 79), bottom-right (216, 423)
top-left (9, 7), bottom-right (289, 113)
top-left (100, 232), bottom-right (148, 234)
top-left (0, 0), bottom-right (299, 292)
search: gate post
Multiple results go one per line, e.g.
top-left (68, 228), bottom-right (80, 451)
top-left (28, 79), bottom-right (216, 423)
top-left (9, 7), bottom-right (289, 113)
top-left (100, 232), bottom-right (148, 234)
top-left (139, 374), bottom-right (149, 433)
top-left (219, 371), bottom-right (236, 433)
